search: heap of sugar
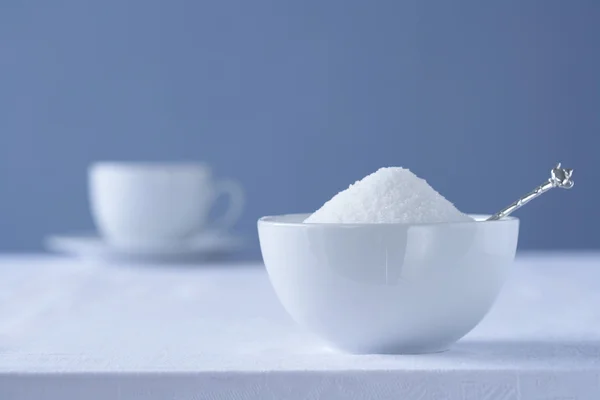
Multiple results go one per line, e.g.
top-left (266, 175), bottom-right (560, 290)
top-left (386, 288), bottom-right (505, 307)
top-left (304, 167), bottom-right (473, 224)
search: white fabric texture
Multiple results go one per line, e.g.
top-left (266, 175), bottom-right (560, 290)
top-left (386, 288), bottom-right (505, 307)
top-left (0, 253), bottom-right (599, 399)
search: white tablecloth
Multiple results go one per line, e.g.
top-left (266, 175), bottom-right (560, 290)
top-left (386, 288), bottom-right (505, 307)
top-left (0, 253), bottom-right (599, 399)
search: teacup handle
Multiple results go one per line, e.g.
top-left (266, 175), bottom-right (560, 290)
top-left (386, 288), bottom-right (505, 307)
top-left (211, 179), bottom-right (245, 230)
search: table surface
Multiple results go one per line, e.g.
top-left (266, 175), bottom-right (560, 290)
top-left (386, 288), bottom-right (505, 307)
top-left (1, 252), bottom-right (599, 399)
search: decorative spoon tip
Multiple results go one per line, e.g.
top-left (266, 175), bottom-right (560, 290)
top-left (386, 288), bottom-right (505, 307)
top-left (487, 163), bottom-right (574, 221)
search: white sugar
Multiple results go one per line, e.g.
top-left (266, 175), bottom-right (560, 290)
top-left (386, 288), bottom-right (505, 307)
top-left (304, 167), bottom-right (472, 224)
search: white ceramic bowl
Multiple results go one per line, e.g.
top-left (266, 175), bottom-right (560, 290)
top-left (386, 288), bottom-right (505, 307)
top-left (258, 214), bottom-right (519, 354)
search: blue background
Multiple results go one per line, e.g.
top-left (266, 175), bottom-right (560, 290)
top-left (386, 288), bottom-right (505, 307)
top-left (1, 1), bottom-right (598, 257)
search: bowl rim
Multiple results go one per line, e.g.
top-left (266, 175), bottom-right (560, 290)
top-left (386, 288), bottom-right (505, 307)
top-left (258, 213), bottom-right (519, 228)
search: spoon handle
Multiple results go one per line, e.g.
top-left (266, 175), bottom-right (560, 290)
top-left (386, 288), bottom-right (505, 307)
top-left (487, 163), bottom-right (574, 221)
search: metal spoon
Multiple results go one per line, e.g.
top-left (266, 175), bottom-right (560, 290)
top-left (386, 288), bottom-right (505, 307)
top-left (487, 163), bottom-right (574, 221)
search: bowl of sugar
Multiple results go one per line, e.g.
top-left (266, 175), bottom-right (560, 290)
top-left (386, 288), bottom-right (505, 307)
top-left (258, 168), bottom-right (519, 354)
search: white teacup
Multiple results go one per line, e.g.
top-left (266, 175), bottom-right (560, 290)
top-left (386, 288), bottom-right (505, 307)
top-left (89, 162), bottom-right (244, 249)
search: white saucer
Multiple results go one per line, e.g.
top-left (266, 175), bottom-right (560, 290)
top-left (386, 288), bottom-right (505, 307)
top-left (45, 232), bottom-right (246, 263)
